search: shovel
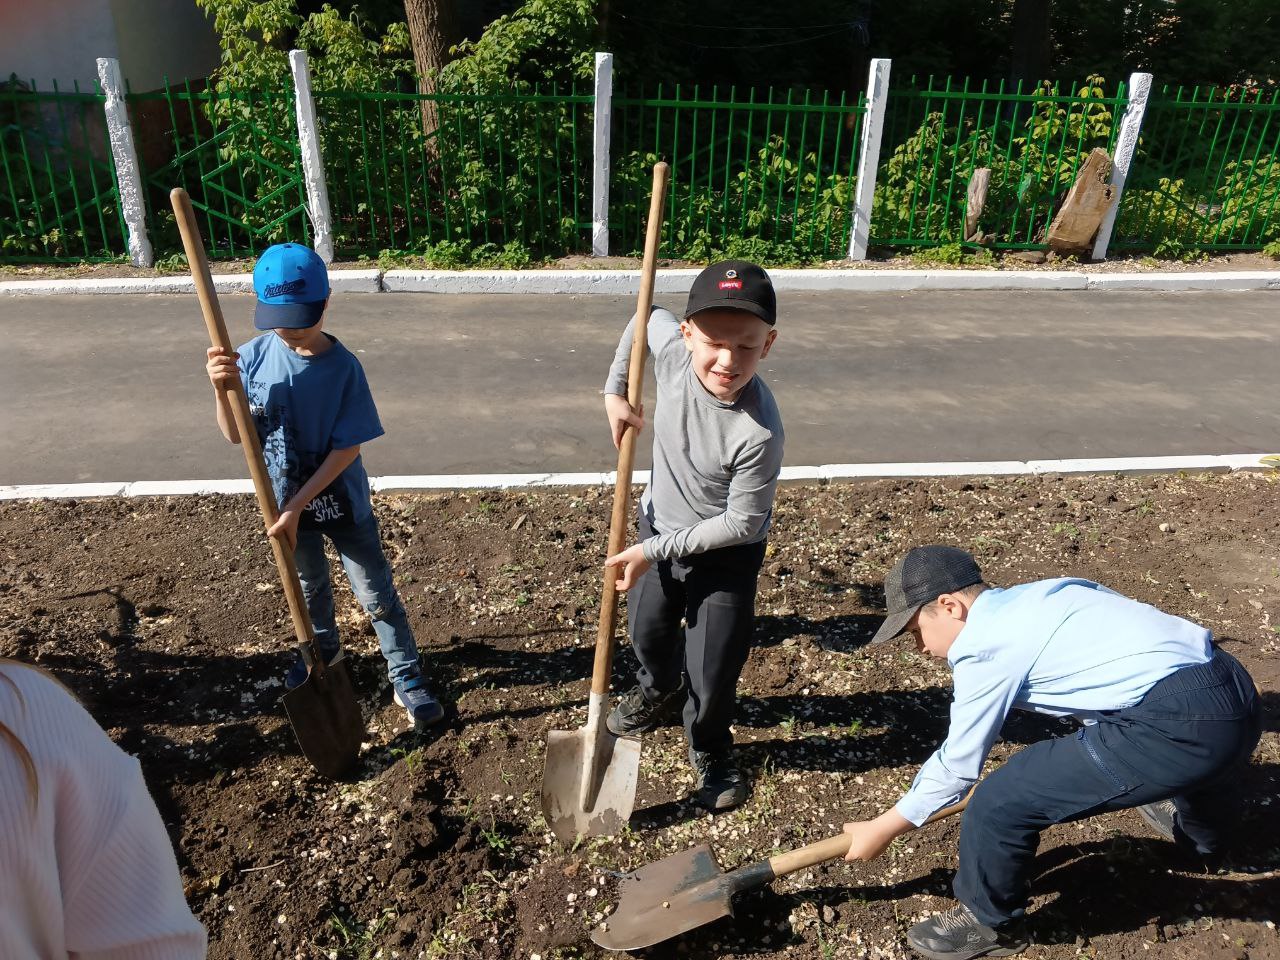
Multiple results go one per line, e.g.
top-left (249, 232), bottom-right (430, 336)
top-left (541, 162), bottom-right (671, 842)
top-left (592, 790), bottom-right (974, 950)
top-left (171, 188), bottom-right (365, 780)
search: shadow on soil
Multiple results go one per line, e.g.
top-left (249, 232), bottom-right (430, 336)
top-left (626, 772), bottom-right (1280, 958)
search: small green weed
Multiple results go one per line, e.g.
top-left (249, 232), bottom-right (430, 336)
top-left (154, 252), bottom-right (189, 273)
top-left (910, 242), bottom-right (995, 267)
top-left (1152, 237), bottom-right (1207, 263)
top-left (326, 908), bottom-right (396, 959)
top-left (1263, 239), bottom-right (1280, 260)
top-left (480, 817), bottom-right (512, 852)
top-left (390, 746), bottom-right (421, 771)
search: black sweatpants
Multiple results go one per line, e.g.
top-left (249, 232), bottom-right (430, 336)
top-left (627, 513), bottom-right (767, 754)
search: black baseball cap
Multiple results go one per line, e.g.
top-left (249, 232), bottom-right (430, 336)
top-left (870, 546), bottom-right (984, 645)
top-left (684, 260), bottom-right (776, 326)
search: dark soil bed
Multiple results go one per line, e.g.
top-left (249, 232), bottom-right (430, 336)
top-left (1, 472), bottom-right (1277, 960)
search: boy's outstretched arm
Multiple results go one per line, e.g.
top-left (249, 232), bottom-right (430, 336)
top-left (205, 346), bottom-right (241, 444)
top-left (842, 655), bottom-right (1020, 860)
top-left (267, 445), bottom-right (361, 549)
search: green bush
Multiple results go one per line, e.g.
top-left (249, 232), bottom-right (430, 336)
top-left (612, 130), bottom-right (858, 264)
top-left (875, 76), bottom-right (1116, 247)
top-left (374, 239), bottom-right (536, 270)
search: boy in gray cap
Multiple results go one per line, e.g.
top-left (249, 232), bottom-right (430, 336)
top-left (841, 545), bottom-right (1261, 960)
top-left (602, 260), bottom-right (783, 811)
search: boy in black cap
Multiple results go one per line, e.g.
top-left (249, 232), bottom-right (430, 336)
top-left (841, 545), bottom-right (1261, 960)
top-left (602, 259), bottom-right (784, 811)
top-left (204, 243), bottom-right (445, 729)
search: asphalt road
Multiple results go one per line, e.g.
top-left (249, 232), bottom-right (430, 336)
top-left (2, 289), bottom-right (1277, 485)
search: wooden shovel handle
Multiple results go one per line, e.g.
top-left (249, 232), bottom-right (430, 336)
top-left (766, 787), bottom-right (975, 878)
top-left (170, 188), bottom-right (317, 656)
top-left (591, 162), bottom-right (670, 696)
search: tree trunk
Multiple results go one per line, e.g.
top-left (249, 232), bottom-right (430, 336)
top-left (1009, 0), bottom-right (1052, 86)
top-left (405, 0), bottom-right (457, 149)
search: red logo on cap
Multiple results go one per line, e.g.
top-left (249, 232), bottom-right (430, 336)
top-left (718, 279), bottom-right (743, 290)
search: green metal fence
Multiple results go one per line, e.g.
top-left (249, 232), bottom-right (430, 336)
top-left (1112, 86), bottom-right (1280, 252)
top-left (313, 83), bottom-right (593, 258)
top-left (127, 78), bottom-right (310, 260)
top-left (0, 80), bottom-right (126, 263)
top-left (612, 85), bottom-right (867, 260)
top-left (7, 70), bottom-right (1280, 265)
top-left (875, 76), bottom-right (1127, 249)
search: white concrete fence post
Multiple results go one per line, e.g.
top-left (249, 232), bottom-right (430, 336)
top-left (592, 52), bottom-right (614, 257)
top-left (289, 50), bottom-right (335, 263)
top-left (848, 58), bottom-right (892, 261)
top-left (96, 58), bottom-right (152, 268)
top-left (1092, 71), bottom-right (1153, 261)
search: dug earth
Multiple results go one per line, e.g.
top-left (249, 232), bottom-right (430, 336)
top-left (1, 472), bottom-right (1276, 959)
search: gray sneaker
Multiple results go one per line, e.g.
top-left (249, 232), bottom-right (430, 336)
top-left (606, 682), bottom-right (686, 736)
top-left (906, 903), bottom-right (1028, 960)
top-left (689, 748), bottom-right (749, 811)
top-left (1136, 799), bottom-right (1178, 843)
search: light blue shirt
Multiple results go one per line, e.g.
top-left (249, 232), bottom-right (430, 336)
top-left (894, 578), bottom-right (1212, 826)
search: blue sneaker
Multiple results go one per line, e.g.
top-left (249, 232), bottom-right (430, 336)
top-left (393, 676), bottom-right (445, 728)
top-left (285, 643), bottom-right (342, 691)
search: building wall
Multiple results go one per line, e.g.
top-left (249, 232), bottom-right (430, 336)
top-left (0, 0), bottom-right (118, 91)
top-left (0, 0), bottom-right (219, 92)
top-left (109, 0), bottom-right (220, 91)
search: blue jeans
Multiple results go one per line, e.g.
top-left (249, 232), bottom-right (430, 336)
top-left (954, 649), bottom-right (1262, 927)
top-left (293, 512), bottom-right (421, 685)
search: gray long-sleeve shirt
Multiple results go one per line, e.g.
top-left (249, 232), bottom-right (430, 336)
top-left (604, 307), bottom-right (784, 562)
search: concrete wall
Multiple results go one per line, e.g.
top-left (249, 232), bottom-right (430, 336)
top-left (108, 0), bottom-right (220, 91)
top-left (0, 0), bottom-right (219, 92)
top-left (1, 0), bottom-right (118, 91)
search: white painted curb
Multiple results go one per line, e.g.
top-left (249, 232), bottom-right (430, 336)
top-left (5, 268), bottom-right (1278, 297)
top-left (381, 267), bottom-right (1099, 294)
top-left (1084, 271), bottom-right (1280, 291)
top-left (3, 454), bottom-right (1273, 501)
top-left (0, 269), bottom-right (381, 297)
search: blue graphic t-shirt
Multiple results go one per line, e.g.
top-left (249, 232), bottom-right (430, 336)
top-left (236, 332), bottom-right (384, 529)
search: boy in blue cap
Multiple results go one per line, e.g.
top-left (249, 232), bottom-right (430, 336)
top-left (204, 243), bottom-right (444, 728)
top-left (841, 545), bottom-right (1262, 960)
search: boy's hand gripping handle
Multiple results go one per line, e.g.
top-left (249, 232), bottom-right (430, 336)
top-left (170, 188), bottom-right (322, 670)
top-left (593, 163), bottom-right (671, 697)
top-left (723, 787), bottom-right (977, 897)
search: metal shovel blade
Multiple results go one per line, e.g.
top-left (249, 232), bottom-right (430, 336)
top-left (281, 653), bottom-right (364, 780)
top-left (541, 727), bottom-right (641, 842)
top-left (592, 844), bottom-right (731, 951)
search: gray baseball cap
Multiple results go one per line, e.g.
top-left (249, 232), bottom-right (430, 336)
top-left (870, 545), bottom-right (984, 645)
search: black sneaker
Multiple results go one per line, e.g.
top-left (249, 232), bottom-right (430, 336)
top-left (1137, 799), bottom-right (1178, 843)
top-left (690, 748), bottom-right (749, 811)
top-left (606, 682), bottom-right (685, 736)
top-left (906, 903), bottom-right (1028, 960)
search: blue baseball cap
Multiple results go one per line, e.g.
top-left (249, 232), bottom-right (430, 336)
top-left (252, 243), bottom-right (330, 330)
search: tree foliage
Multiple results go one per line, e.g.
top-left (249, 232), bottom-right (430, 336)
top-left (440, 0), bottom-right (598, 89)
